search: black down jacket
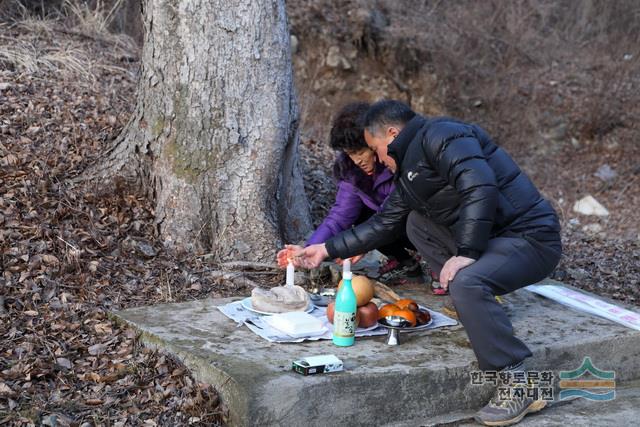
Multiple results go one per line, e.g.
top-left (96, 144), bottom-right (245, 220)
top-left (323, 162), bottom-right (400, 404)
top-left (325, 115), bottom-right (561, 260)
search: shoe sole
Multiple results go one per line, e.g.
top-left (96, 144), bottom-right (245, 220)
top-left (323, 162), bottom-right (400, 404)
top-left (474, 400), bottom-right (547, 426)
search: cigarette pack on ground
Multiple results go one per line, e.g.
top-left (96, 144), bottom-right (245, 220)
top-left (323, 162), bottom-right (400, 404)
top-left (292, 354), bottom-right (344, 376)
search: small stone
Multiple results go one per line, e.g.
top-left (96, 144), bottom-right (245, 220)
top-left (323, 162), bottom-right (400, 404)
top-left (56, 357), bottom-right (72, 370)
top-left (41, 415), bottom-right (58, 426)
top-left (88, 343), bottom-right (107, 355)
top-left (136, 240), bottom-right (158, 258)
top-left (605, 139), bottom-right (620, 150)
top-left (290, 35), bottom-right (299, 55)
top-left (567, 267), bottom-right (589, 280)
top-left (0, 82), bottom-right (11, 91)
top-left (542, 122), bottom-right (567, 142)
top-left (594, 164), bottom-right (617, 182)
top-left (582, 223), bottom-right (603, 234)
top-left (573, 195), bottom-right (609, 217)
top-left (326, 46), bottom-right (351, 70)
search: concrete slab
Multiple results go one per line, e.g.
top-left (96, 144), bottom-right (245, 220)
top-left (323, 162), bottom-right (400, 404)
top-left (112, 279), bottom-right (640, 426)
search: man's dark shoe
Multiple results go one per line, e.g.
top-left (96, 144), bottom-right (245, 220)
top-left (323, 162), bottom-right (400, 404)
top-left (475, 380), bottom-right (546, 426)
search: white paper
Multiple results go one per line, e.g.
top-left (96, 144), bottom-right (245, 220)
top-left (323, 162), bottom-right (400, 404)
top-left (527, 284), bottom-right (640, 331)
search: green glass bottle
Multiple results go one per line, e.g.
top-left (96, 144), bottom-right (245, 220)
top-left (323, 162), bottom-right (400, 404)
top-left (333, 270), bottom-right (357, 347)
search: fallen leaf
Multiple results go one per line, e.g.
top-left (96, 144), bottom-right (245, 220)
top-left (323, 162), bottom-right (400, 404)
top-left (41, 254), bottom-right (60, 265)
top-left (88, 343), bottom-right (107, 355)
top-left (0, 382), bottom-right (15, 396)
top-left (56, 357), bottom-right (72, 369)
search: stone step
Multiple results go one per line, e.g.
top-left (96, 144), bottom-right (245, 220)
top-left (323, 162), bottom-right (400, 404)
top-left (112, 279), bottom-right (640, 426)
top-left (391, 380), bottom-right (640, 426)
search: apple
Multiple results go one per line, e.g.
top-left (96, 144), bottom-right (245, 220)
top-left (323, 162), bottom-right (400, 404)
top-left (356, 302), bottom-right (379, 328)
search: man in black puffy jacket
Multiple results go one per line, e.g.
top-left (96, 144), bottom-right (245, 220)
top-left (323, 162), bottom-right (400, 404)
top-left (290, 100), bottom-right (562, 426)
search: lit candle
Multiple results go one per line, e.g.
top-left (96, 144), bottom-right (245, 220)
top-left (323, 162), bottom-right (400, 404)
top-left (286, 260), bottom-right (295, 287)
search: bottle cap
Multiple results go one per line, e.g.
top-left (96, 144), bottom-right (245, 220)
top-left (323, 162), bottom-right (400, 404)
top-left (342, 259), bottom-right (351, 274)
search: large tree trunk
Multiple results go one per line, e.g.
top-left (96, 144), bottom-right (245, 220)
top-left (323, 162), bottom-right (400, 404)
top-left (94, 0), bottom-right (312, 261)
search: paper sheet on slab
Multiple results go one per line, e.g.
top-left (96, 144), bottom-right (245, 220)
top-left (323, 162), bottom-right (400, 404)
top-left (527, 284), bottom-right (640, 331)
top-left (217, 300), bottom-right (458, 343)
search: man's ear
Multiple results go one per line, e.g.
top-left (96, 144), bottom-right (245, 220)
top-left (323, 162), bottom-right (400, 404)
top-left (387, 126), bottom-right (400, 139)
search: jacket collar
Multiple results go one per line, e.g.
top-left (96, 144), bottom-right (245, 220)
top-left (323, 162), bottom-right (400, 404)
top-left (387, 115), bottom-right (427, 167)
top-left (372, 165), bottom-right (393, 188)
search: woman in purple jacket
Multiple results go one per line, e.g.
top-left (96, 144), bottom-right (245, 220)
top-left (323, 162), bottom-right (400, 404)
top-left (306, 102), bottom-right (419, 276)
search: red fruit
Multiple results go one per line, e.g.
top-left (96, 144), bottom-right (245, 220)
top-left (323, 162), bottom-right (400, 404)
top-left (356, 302), bottom-right (379, 328)
top-left (327, 302), bottom-right (335, 323)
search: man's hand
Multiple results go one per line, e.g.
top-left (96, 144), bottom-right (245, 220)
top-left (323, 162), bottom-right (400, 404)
top-left (287, 243), bottom-right (329, 269)
top-left (439, 256), bottom-right (476, 290)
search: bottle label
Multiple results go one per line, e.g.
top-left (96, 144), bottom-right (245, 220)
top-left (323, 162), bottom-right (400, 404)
top-left (333, 310), bottom-right (356, 338)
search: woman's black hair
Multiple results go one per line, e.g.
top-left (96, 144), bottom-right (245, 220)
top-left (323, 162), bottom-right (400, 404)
top-left (329, 102), bottom-right (376, 189)
top-left (329, 102), bottom-right (370, 152)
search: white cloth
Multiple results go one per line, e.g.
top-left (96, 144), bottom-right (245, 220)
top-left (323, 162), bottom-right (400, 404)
top-left (527, 284), bottom-right (640, 331)
top-left (217, 300), bottom-right (458, 343)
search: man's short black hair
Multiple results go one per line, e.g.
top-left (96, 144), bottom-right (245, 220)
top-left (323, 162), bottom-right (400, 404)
top-left (329, 102), bottom-right (370, 152)
top-left (364, 100), bottom-right (416, 136)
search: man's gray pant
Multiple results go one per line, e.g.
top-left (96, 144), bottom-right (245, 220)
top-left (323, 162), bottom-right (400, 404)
top-left (406, 212), bottom-right (562, 371)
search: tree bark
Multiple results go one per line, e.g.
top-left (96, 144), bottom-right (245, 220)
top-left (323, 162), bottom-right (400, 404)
top-left (94, 0), bottom-right (312, 261)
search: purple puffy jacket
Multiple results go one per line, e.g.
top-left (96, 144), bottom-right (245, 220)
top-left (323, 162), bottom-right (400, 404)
top-left (306, 157), bottom-right (394, 246)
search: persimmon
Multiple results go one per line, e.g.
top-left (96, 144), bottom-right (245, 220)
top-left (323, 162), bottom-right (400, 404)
top-left (395, 298), bottom-right (419, 312)
top-left (415, 309), bottom-right (431, 325)
top-left (395, 308), bottom-right (417, 327)
top-left (378, 303), bottom-right (400, 319)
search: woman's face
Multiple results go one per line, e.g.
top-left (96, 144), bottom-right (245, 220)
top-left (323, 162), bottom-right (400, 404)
top-left (346, 147), bottom-right (376, 175)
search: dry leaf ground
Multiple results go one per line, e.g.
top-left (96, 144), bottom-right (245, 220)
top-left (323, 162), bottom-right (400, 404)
top-left (0, 13), bottom-right (244, 427)
top-left (2, 2), bottom-right (640, 426)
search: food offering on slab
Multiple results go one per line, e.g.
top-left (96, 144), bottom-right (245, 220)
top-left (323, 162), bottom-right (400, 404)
top-left (326, 274), bottom-right (379, 329)
top-left (249, 259), bottom-right (312, 314)
top-left (377, 298), bottom-right (433, 345)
